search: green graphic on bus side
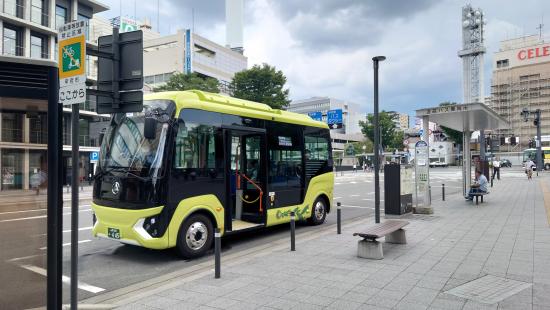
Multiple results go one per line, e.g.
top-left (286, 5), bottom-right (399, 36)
top-left (276, 205), bottom-right (309, 221)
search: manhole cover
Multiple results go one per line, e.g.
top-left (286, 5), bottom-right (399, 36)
top-left (444, 275), bottom-right (532, 304)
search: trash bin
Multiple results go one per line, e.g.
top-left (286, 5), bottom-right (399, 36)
top-left (384, 163), bottom-right (413, 215)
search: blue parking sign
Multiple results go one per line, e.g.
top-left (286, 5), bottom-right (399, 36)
top-left (90, 151), bottom-right (99, 161)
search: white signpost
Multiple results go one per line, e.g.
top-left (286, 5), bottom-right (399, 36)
top-left (414, 140), bottom-right (430, 210)
top-left (58, 20), bottom-right (87, 308)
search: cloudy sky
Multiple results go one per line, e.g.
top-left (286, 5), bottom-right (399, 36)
top-left (98, 0), bottom-right (550, 116)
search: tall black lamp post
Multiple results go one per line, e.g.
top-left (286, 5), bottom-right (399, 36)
top-left (372, 56), bottom-right (386, 223)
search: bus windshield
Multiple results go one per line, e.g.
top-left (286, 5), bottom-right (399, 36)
top-left (99, 100), bottom-right (174, 182)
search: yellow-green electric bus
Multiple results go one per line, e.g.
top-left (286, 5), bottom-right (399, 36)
top-left (92, 90), bottom-right (334, 258)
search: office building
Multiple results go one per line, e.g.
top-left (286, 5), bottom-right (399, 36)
top-left (287, 97), bottom-right (365, 152)
top-left (0, 0), bottom-right (109, 191)
top-left (142, 29), bottom-right (248, 93)
top-left (490, 34), bottom-right (550, 149)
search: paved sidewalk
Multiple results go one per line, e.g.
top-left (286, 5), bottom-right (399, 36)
top-left (103, 176), bottom-right (550, 310)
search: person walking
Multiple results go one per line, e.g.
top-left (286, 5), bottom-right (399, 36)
top-left (492, 157), bottom-right (501, 180)
top-left (353, 163), bottom-right (357, 173)
top-left (525, 159), bottom-right (535, 180)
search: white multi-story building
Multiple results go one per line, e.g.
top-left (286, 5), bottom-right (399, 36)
top-left (0, 0), bottom-right (109, 190)
top-left (142, 29), bottom-right (248, 93)
top-left (287, 97), bottom-right (365, 152)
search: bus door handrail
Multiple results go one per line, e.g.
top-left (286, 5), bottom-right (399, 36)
top-left (238, 172), bottom-right (264, 213)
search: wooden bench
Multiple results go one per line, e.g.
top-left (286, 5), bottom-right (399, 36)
top-left (471, 192), bottom-right (489, 205)
top-left (353, 220), bottom-right (409, 259)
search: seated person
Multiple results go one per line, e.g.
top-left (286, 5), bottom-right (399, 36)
top-left (465, 170), bottom-right (488, 201)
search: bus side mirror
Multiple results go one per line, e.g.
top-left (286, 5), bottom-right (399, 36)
top-left (144, 118), bottom-right (157, 140)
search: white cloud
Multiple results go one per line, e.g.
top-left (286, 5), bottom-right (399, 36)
top-left (97, 0), bottom-right (550, 116)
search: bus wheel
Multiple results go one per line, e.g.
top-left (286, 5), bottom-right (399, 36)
top-left (545, 163), bottom-right (550, 170)
top-left (308, 197), bottom-right (327, 225)
top-left (176, 214), bottom-right (214, 258)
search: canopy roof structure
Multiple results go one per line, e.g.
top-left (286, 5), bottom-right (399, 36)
top-left (416, 103), bottom-right (509, 132)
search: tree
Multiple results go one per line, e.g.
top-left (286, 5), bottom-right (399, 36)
top-left (438, 102), bottom-right (463, 143)
top-left (359, 111), bottom-right (404, 151)
top-left (154, 72), bottom-right (220, 93)
top-left (351, 140), bottom-right (374, 154)
top-left (230, 63), bottom-right (291, 109)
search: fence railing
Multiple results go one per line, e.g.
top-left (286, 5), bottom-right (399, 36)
top-left (2, 128), bottom-right (23, 143)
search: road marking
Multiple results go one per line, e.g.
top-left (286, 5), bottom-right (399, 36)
top-left (32, 226), bottom-right (93, 237)
top-left (7, 254), bottom-right (46, 262)
top-left (334, 183), bottom-right (341, 185)
top-left (350, 194), bottom-right (360, 197)
top-left (362, 198), bottom-right (385, 201)
top-left (0, 204), bottom-right (91, 216)
top-left (333, 197), bottom-right (342, 200)
top-left (20, 264), bottom-right (105, 293)
top-left (0, 209), bottom-right (91, 223)
top-left (39, 239), bottom-right (91, 250)
top-left (340, 204), bottom-right (371, 209)
top-left (350, 181), bottom-right (357, 184)
top-left (0, 208), bottom-right (46, 215)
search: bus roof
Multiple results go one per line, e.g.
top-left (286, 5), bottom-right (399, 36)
top-left (144, 90), bottom-right (328, 129)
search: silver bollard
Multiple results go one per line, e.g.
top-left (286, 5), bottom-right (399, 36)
top-left (290, 211), bottom-right (295, 251)
top-left (214, 228), bottom-right (221, 278)
top-left (337, 202), bottom-right (342, 234)
top-left (442, 183), bottom-right (445, 201)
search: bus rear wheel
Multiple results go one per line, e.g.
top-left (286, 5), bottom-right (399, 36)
top-left (176, 214), bottom-right (214, 259)
top-left (308, 197), bottom-right (327, 225)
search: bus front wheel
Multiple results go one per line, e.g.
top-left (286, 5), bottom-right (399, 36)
top-left (308, 197), bottom-right (327, 225)
top-left (176, 214), bottom-right (214, 259)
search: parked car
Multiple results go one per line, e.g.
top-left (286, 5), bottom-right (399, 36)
top-left (500, 159), bottom-right (512, 167)
top-left (430, 161), bottom-right (448, 168)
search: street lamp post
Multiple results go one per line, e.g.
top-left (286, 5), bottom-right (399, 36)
top-left (372, 56), bottom-right (386, 224)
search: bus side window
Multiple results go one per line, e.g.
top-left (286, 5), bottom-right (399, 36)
top-left (174, 122), bottom-right (217, 173)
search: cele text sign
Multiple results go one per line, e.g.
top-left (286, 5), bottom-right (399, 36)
top-left (517, 45), bottom-right (550, 61)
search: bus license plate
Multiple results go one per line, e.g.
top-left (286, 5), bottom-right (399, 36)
top-left (108, 227), bottom-right (120, 239)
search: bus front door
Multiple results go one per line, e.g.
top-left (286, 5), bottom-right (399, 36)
top-left (224, 128), bottom-right (266, 232)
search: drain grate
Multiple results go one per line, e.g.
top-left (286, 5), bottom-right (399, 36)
top-left (444, 275), bottom-right (532, 304)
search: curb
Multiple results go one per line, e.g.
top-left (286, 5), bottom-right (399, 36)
top-left (81, 216), bottom-right (369, 308)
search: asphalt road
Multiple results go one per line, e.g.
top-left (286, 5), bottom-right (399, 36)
top-left (0, 166), bottom-right (527, 309)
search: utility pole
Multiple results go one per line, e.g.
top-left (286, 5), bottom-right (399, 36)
top-left (372, 56), bottom-right (386, 224)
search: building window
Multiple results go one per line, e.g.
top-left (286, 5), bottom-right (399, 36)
top-left (55, 5), bottom-right (67, 29)
top-left (31, 0), bottom-right (47, 26)
top-left (77, 14), bottom-right (90, 40)
top-left (3, 24), bottom-right (23, 56)
top-left (2, 112), bottom-right (24, 143)
top-left (3, 0), bottom-right (24, 19)
top-left (31, 32), bottom-right (48, 59)
top-left (496, 59), bottom-right (509, 68)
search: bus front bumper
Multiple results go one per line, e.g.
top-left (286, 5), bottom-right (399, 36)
top-left (91, 203), bottom-right (169, 250)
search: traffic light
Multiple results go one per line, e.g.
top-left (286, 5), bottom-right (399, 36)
top-left (500, 137), bottom-right (505, 145)
top-left (510, 136), bottom-right (516, 145)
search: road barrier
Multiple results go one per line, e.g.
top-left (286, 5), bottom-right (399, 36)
top-left (214, 228), bottom-right (221, 279)
top-left (290, 211), bottom-right (296, 251)
top-left (337, 202), bottom-right (342, 234)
